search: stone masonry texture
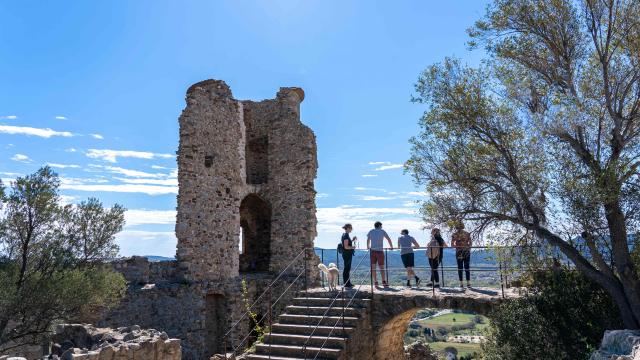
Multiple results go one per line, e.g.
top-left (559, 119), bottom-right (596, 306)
top-left (97, 80), bottom-right (320, 360)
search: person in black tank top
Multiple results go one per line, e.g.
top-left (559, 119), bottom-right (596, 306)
top-left (341, 223), bottom-right (356, 288)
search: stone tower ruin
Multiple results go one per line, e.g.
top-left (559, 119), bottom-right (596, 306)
top-left (99, 80), bottom-right (319, 360)
top-left (175, 79), bottom-right (318, 281)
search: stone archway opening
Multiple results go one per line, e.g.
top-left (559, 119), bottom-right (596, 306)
top-left (373, 305), bottom-right (491, 360)
top-left (239, 194), bottom-right (272, 272)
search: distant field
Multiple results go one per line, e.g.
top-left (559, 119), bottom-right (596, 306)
top-left (418, 313), bottom-right (477, 327)
top-left (430, 341), bottom-right (482, 358)
top-left (406, 311), bottom-right (490, 359)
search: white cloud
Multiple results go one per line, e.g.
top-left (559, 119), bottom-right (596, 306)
top-left (0, 115), bottom-right (18, 120)
top-left (91, 165), bottom-right (166, 178)
top-left (47, 163), bottom-right (81, 169)
top-left (316, 193), bottom-right (329, 198)
top-left (124, 209), bottom-right (176, 226)
top-left (361, 174), bottom-right (378, 178)
top-left (151, 165), bottom-right (169, 170)
top-left (114, 177), bottom-right (178, 186)
top-left (357, 195), bottom-right (396, 201)
top-left (0, 125), bottom-right (74, 138)
top-left (90, 133), bottom-right (104, 140)
top-left (60, 182), bottom-right (177, 195)
top-left (314, 206), bottom-right (424, 248)
top-left (374, 163), bottom-right (403, 171)
top-left (11, 154), bottom-right (32, 163)
top-left (86, 149), bottom-right (174, 163)
top-left (0, 171), bottom-right (22, 177)
top-left (116, 230), bottom-right (177, 257)
top-left (368, 161), bottom-right (388, 165)
top-left (354, 187), bottom-right (386, 192)
top-left (65, 148), bottom-right (78, 153)
top-left (55, 116), bottom-right (67, 120)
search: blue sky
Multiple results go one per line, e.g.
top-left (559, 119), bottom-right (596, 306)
top-left (0, 1), bottom-right (489, 256)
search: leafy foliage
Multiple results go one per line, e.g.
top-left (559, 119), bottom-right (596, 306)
top-left (0, 167), bottom-right (127, 351)
top-left (482, 270), bottom-right (622, 360)
top-left (407, 0), bottom-right (640, 327)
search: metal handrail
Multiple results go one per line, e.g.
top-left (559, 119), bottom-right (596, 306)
top-left (223, 247), bottom-right (308, 358)
top-left (311, 262), bottom-right (373, 359)
top-left (231, 266), bottom-right (307, 355)
top-left (301, 249), bottom-right (371, 358)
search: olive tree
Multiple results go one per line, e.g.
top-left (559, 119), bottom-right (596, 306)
top-left (407, 0), bottom-right (640, 328)
top-left (0, 167), bottom-right (127, 351)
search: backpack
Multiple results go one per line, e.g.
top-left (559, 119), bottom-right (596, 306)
top-left (337, 242), bottom-right (344, 254)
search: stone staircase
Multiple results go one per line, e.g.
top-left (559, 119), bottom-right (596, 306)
top-left (244, 290), bottom-right (370, 360)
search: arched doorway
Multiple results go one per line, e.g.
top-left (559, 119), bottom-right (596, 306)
top-left (239, 194), bottom-right (271, 272)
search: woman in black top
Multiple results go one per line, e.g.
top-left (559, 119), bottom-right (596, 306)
top-left (341, 223), bottom-right (356, 288)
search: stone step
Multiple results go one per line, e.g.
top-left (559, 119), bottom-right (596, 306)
top-left (298, 290), bottom-right (370, 299)
top-left (285, 305), bottom-right (361, 317)
top-left (254, 344), bottom-right (341, 359)
top-left (270, 323), bottom-right (354, 337)
top-left (263, 333), bottom-right (347, 348)
top-left (245, 354), bottom-right (331, 360)
top-left (292, 297), bottom-right (370, 308)
top-left (278, 314), bottom-right (359, 327)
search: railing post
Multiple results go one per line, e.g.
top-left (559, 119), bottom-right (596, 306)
top-left (341, 287), bottom-right (345, 337)
top-left (369, 250), bottom-right (374, 297)
top-left (336, 247), bottom-right (341, 285)
top-left (223, 338), bottom-right (227, 359)
top-left (304, 249), bottom-right (309, 313)
top-left (321, 249), bottom-right (325, 288)
top-left (440, 246), bottom-right (445, 288)
top-left (384, 248), bottom-right (389, 286)
top-left (499, 260), bottom-right (505, 299)
top-left (268, 286), bottom-right (272, 359)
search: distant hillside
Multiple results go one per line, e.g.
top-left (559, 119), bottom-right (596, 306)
top-left (143, 255), bottom-right (175, 262)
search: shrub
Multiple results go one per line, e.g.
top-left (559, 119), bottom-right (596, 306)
top-left (482, 270), bottom-right (622, 360)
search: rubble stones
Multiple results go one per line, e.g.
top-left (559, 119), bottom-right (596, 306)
top-left (49, 324), bottom-right (180, 360)
top-left (590, 330), bottom-right (640, 360)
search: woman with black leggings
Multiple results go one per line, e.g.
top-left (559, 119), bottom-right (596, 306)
top-left (341, 223), bottom-right (356, 288)
top-left (451, 221), bottom-right (472, 289)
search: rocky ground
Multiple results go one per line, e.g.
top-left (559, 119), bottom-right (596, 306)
top-left (44, 324), bottom-right (181, 360)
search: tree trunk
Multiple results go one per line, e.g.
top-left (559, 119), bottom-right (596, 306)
top-left (603, 201), bottom-right (640, 328)
top-left (537, 225), bottom-right (640, 328)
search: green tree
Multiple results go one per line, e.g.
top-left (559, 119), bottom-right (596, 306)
top-left (407, 0), bottom-right (640, 328)
top-left (482, 271), bottom-right (622, 359)
top-left (0, 167), bottom-right (127, 352)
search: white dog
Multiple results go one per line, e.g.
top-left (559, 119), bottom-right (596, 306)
top-left (318, 263), bottom-right (340, 291)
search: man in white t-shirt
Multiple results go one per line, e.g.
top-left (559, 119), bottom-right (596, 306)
top-left (367, 221), bottom-right (394, 287)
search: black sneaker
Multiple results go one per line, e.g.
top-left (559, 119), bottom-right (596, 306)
top-left (434, 283), bottom-right (440, 288)
top-left (415, 277), bottom-right (421, 286)
top-left (406, 280), bottom-right (411, 287)
top-left (344, 283), bottom-right (354, 288)
top-left (426, 282), bottom-right (434, 287)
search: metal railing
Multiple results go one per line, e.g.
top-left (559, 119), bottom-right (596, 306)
top-left (223, 247), bottom-right (311, 358)
top-left (224, 244), bottom-right (558, 358)
top-left (301, 249), bottom-right (372, 359)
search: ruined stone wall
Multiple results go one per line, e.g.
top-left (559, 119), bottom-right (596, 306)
top-left (175, 79), bottom-right (319, 281)
top-left (98, 283), bottom-right (205, 359)
top-left (175, 80), bottom-right (244, 283)
top-left (99, 79), bottom-right (320, 360)
top-left (111, 257), bottom-right (178, 284)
